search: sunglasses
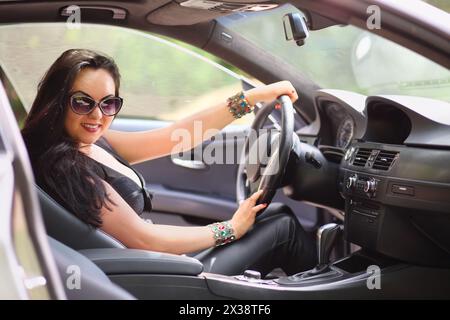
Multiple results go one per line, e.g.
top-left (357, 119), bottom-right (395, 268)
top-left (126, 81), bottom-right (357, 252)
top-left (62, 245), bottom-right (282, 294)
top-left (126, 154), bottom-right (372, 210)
top-left (69, 91), bottom-right (123, 116)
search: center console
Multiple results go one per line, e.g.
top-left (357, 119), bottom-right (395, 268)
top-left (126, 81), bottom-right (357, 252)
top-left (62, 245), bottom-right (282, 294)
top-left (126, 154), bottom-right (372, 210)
top-left (202, 249), bottom-right (450, 299)
top-left (340, 142), bottom-right (450, 267)
top-left (79, 225), bottom-right (450, 299)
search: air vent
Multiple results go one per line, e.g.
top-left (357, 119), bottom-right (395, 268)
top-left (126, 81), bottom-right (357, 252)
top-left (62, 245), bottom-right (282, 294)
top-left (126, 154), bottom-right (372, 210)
top-left (352, 148), bottom-right (372, 167)
top-left (372, 150), bottom-right (399, 170)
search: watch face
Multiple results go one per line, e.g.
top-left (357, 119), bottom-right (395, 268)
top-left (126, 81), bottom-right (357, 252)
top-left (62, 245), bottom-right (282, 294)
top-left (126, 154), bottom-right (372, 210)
top-left (336, 116), bottom-right (355, 149)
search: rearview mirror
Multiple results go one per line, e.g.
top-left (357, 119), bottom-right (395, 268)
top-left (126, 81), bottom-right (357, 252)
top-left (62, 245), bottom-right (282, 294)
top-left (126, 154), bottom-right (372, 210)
top-left (283, 13), bottom-right (309, 46)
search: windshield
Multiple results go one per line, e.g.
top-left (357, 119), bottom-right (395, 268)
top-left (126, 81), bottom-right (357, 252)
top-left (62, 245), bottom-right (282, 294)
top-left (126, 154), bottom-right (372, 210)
top-left (223, 4), bottom-right (450, 102)
top-left (424, 0), bottom-right (450, 12)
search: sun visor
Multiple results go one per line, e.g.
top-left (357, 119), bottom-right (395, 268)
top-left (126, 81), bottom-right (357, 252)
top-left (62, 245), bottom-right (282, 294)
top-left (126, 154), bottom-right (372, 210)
top-left (147, 0), bottom-right (279, 26)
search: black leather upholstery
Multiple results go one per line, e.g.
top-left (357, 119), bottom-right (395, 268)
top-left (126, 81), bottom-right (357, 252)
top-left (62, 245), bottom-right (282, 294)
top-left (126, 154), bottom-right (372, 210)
top-left (79, 248), bottom-right (203, 276)
top-left (48, 237), bottom-right (135, 300)
top-left (37, 185), bottom-right (125, 250)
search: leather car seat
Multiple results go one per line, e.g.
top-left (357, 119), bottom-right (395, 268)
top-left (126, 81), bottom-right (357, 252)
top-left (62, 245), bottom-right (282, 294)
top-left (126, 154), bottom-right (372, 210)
top-left (48, 236), bottom-right (135, 300)
top-left (37, 185), bottom-right (125, 250)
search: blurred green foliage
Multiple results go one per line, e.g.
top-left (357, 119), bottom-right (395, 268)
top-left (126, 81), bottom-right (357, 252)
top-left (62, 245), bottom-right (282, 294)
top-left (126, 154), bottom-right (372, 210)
top-left (423, 0), bottom-right (450, 12)
top-left (59, 27), bottom-right (245, 97)
top-left (0, 24), bottom-right (249, 122)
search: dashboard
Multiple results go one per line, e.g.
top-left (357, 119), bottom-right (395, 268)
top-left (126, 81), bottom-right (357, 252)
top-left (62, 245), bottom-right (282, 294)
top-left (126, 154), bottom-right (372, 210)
top-left (292, 89), bottom-right (450, 268)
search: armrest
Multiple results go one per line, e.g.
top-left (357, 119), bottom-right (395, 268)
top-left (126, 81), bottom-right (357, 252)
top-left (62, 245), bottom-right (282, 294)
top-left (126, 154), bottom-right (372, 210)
top-left (79, 248), bottom-right (203, 276)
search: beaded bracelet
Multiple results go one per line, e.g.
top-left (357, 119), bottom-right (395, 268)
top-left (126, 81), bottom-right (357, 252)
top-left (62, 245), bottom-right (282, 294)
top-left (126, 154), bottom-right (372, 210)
top-left (227, 91), bottom-right (254, 119)
top-left (207, 220), bottom-right (236, 246)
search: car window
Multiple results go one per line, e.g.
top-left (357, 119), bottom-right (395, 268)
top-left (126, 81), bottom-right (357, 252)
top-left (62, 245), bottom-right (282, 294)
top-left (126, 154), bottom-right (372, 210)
top-left (423, 0), bottom-right (450, 12)
top-left (222, 4), bottom-right (450, 102)
top-left (0, 23), bottom-right (256, 125)
top-left (0, 67), bottom-right (27, 128)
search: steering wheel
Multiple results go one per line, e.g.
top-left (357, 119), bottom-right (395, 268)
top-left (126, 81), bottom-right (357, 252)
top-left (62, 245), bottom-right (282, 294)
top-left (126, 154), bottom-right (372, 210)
top-left (236, 95), bottom-right (295, 208)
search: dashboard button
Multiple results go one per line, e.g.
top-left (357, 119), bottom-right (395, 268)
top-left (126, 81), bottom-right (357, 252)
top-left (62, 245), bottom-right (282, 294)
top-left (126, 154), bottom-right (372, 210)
top-left (392, 184), bottom-right (414, 196)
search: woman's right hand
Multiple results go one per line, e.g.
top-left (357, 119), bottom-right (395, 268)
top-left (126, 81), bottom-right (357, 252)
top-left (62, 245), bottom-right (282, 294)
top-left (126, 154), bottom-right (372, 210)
top-left (245, 80), bottom-right (298, 106)
top-left (230, 189), bottom-right (267, 240)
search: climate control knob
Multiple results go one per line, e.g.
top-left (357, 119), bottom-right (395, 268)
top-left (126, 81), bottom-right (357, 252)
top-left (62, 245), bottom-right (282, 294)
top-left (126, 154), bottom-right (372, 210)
top-left (364, 178), bottom-right (377, 195)
top-left (346, 174), bottom-right (358, 189)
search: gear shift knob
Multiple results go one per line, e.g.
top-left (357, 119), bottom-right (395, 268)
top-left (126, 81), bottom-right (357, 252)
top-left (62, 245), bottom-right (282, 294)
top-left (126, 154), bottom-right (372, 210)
top-left (317, 223), bottom-right (342, 266)
top-left (275, 223), bottom-right (343, 284)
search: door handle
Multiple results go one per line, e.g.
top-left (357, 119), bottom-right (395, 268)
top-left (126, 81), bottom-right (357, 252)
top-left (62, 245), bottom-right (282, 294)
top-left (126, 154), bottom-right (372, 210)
top-left (171, 157), bottom-right (207, 170)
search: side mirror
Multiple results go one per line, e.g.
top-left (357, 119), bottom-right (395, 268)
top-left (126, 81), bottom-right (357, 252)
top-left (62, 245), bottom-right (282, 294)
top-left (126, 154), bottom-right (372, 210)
top-left (283, 13), bottom-right (309, 46)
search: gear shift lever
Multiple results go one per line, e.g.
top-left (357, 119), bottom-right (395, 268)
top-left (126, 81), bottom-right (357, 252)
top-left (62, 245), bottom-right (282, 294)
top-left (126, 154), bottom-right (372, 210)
top-left (302, 223), bottom-right (342, 276)
top-left (276, 223), bottom-right (342, 286)
top-left (275, 223), bottom-right (343, 285)
top-left (317, 223), bottom-right (342, 268)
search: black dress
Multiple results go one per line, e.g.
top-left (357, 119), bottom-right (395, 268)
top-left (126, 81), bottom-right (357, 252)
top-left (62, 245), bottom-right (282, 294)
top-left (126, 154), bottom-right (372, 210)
top-left (93, 137), bottom-right (153, 215)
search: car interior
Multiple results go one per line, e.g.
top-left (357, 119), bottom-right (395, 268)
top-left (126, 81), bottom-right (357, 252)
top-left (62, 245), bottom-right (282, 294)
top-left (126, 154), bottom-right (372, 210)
top-left (0, 0), bottom-right (449, 299)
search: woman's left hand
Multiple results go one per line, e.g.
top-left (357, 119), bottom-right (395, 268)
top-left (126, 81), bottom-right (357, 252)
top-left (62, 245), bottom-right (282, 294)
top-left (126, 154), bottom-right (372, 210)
top-left (230, 189), bottom-right (267, 240)
top-left (244, 80), bottom-right (299, 106)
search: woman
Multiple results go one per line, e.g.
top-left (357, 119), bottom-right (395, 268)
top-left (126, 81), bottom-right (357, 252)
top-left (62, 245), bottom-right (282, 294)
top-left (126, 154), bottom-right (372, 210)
top-left (22, 49), bottom-right (316, 277)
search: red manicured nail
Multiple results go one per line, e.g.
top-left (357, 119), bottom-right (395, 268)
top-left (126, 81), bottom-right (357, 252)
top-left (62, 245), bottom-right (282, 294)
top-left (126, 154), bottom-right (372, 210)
top-left (275, 104), bottom-right (281, 109)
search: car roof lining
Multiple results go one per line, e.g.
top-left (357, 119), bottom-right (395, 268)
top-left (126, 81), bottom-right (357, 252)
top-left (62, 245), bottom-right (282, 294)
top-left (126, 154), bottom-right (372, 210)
top-left (0, 0), bottom-right (448, 67)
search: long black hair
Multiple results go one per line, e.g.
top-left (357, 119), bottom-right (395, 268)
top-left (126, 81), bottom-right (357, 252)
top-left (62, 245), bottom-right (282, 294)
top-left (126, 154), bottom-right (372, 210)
top-left (22, 49), bottom-right (121, 228)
